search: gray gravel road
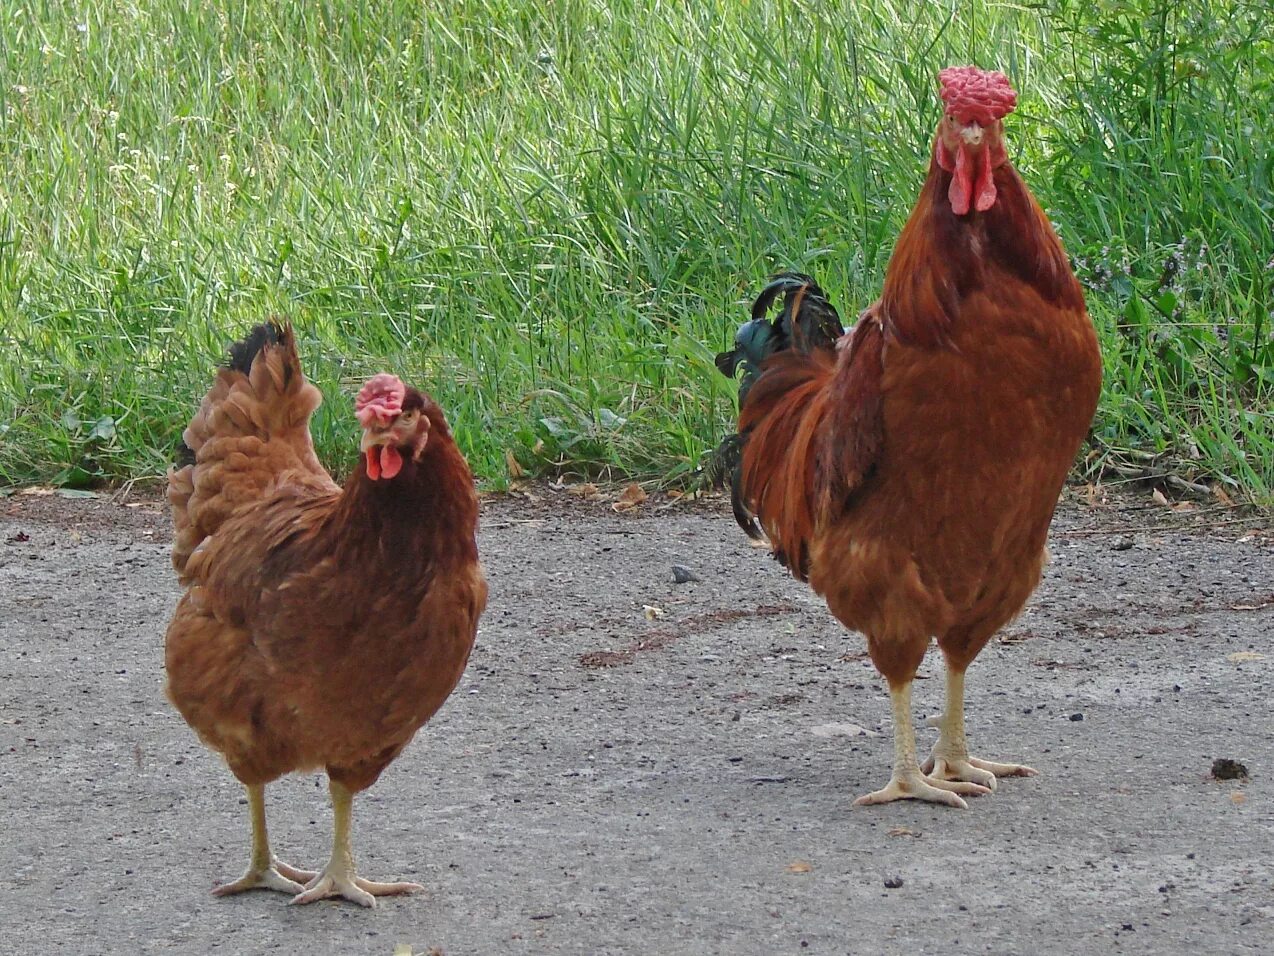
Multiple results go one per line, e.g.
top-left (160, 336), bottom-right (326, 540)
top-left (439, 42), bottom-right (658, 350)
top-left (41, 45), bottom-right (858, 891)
top-left (1, 489), bottom-right (1270, 956)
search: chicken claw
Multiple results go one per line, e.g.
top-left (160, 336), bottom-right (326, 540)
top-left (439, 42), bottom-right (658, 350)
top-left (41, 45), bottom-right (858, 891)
top-left (289, 778), bottom-right (423, 907)
top-left (923, 669), bottom-right (1039, 789)
top-left (922, 752), bottom-right (1037, 789)
top-left (290, 870), bottom-right (423, 908)
top-left (854, 771), bottom-right (990, 810)
top-left (212, 785), bottom-right (317, 898)
top-left (213, 859), bottom-right (317, 897)
top-left (852, 681), bottom-right (992, 810)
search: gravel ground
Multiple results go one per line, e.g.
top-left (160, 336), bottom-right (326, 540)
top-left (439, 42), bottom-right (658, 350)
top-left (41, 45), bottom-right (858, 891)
top-left (0, 486), bottom-right (1270, 956)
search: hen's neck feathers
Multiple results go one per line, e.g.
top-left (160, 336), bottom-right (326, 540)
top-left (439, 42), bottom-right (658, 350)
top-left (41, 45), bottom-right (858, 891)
top-left (328, 426), bottom-right (479, 567)
top-left (879, 150), bottom-right (1085, 349)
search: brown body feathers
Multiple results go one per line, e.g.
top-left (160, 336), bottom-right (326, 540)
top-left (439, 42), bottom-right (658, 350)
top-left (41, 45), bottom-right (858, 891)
top-left (165, 324), bottom-right (486, 794)
top-left (734, 150), bottom-right (1100, 686)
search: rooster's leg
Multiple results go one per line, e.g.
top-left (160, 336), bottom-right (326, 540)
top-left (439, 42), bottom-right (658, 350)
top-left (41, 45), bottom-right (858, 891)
top-left (922, 665), bottom-right (1038, 787)
top-left (290, 779), bottom-right (423, 907)
top-left (853, 680), bottom-right (991, 809)
top-left (212, 784), bottom-right (317, 897)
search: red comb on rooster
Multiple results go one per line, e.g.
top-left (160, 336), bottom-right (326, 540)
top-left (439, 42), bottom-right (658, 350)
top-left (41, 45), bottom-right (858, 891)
top-left (935, 66), bottom-right (1018, 215)
top-left (938, 66), bottom-right (1017, 126)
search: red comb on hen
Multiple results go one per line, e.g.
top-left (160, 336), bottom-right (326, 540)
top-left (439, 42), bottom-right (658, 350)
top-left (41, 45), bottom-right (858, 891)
top-left (355, 373), bottom-right (406, 428)
top-left (938, 66), bottom-right (1017, 126)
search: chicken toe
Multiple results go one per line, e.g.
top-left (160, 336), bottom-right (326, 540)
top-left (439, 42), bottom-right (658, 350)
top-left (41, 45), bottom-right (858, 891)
top-left (290, 778), bottom-right (423, 907)
top-left (290, 869), bottom-right (422, 908)
top-left (969, 755), bottom-right (1036, 777)
top-left (853, 770), bottom-right (989, 809)
top-left (213, 860), bottom-right (316, 897)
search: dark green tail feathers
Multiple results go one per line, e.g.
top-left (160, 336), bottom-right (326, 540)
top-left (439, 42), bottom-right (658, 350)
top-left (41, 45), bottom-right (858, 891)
top-left (708, 273), bottom-right (844, 538)
top-left (714, 273), bottom-right (843, 405)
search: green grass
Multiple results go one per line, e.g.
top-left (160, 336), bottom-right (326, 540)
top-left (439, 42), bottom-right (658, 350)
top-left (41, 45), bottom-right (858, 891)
top-left (1, 0), bottom-right (1270, 500)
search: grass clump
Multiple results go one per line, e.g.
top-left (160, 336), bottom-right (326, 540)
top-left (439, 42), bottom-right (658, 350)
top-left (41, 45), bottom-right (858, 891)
top-left (0, 0), bottom-right (1270, 500)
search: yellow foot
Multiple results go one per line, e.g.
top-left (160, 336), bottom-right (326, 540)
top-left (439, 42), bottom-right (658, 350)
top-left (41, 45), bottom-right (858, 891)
top-left (923, 756), bottom-right (998, 791)
top-left (213, 860), bottom-right (318, 897)
top-left (967, 755), bottom-right (1037, 778)
top-left (290, 869), bottom-right (423, 908)
top-left (853, 772), bottom-right (991, 809)
top-left (923, 753), bottom-right (1038, 788)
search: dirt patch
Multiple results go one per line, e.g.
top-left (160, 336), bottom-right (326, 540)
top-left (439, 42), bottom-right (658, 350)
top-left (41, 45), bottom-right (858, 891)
top-left (0, 488), bottom-right (1271, 955)
top-left (579, 604), bottom-right (796, 668)
top-left (3, 485), bottom-right (170, 539)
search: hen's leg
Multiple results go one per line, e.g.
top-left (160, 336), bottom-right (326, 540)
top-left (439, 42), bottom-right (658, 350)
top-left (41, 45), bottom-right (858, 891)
top-left (854, 680), bottom-right (991, 809)
top-left (212, 784), bottom-right (317, 896)
top-left (290, 779), bottom-right (423, 907)
top-left (922, 665), bottom-right (1038, 788)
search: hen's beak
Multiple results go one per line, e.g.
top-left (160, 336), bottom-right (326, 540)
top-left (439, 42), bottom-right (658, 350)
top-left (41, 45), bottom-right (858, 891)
top-left (359, 428), bottom-right (388, 453)
top-left (360, 423), bottom-right (407, 481)
top-left (959, 122), bottom-right (984, 147)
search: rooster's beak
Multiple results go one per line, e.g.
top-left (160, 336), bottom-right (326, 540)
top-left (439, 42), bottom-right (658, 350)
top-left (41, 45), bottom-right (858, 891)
top-left (960, 122), bottom-right (984, 147)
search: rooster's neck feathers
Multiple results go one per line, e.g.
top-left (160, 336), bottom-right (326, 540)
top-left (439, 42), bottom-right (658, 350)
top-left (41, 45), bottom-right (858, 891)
top-left (879, 155), bottom-right (1084, 347)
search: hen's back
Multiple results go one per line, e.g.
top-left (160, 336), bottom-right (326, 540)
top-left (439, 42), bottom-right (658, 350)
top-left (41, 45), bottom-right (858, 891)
top-left (168, 323), bottom-right (337, 581)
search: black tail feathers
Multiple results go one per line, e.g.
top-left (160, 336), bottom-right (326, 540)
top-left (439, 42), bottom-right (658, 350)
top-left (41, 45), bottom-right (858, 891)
top-left (176, 320), bottom-right (287, 469)
top-left (707, 272), bottom-right (843, 538)
top-left (714, 273), bottom-right (843, 403)
top-left (225, 321), bottom-right (285, 375)
top-left (750, 272), bottom-right (844, 353)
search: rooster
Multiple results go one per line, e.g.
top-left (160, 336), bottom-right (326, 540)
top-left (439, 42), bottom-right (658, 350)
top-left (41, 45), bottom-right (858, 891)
top-left (165, 322), bottom-right (487, 904)
top-left (716, 66), bottom-right (1101, 808)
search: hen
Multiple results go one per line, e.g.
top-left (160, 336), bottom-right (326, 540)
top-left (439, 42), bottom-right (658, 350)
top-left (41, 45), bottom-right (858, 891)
top-left (716, 66), bottom-right (1101, 808)
top-left (165, 322), bottom-right (487, 904)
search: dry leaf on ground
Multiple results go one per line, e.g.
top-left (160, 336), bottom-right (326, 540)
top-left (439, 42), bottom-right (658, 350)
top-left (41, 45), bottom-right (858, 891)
top-left (504, 450), bottom-right (524, 478)
top-left (612, 483), bottom-right (648, 513)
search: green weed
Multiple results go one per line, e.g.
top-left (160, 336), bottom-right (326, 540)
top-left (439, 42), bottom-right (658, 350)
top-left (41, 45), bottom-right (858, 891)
top-left (0, 0), bottom-right (1269, 500)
